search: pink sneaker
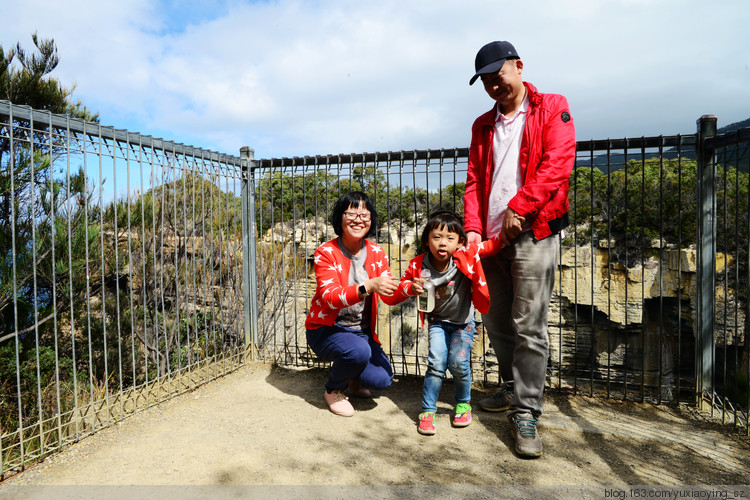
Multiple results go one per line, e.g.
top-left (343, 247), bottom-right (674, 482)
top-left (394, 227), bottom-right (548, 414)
top-left (418, 412), bottom-right (436, 435)
top-left (324, 390), bottom-right (355, 417)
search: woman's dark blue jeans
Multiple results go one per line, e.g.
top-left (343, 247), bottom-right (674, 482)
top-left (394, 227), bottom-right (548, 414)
top-left (306, 324), bottom-right (394, 392)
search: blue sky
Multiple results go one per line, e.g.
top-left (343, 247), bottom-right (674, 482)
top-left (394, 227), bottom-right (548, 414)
top-left (2, 0), bottom-right (749, 160)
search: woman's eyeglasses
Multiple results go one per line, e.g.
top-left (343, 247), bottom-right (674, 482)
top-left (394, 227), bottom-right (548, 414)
top-left (343, 211), bottom-right (371, 222)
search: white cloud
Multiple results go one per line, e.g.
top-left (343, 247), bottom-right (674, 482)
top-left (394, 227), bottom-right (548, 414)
top-left (2, 0), bottom-right (749, 157)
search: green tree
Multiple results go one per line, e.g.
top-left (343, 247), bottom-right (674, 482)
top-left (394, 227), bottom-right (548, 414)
top-left (1, 32), bottom-right (97, 118)
top-left (568, 159), bottom-right (699, 265)
top-left (0, 33), bottom-right (100, 458)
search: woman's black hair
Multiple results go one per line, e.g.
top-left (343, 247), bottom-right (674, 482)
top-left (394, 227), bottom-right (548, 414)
top-left (331, 191), bottom-right (377, 238)
top-left (420, 209), bottom-right (466, 251)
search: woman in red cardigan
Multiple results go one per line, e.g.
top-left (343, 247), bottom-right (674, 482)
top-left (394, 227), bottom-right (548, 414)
top-left (305, 191), bottom-right (401, 417)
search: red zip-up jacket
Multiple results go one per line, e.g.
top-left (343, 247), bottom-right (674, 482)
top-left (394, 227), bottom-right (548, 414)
top-left (396, 239), bottom-right (504, 326)
top-left (464, 81), bottom-right (576, 241)
top-left (305, 238), bottom-right (402, 344)
top-left (399, 242), bottom-right (492, 312)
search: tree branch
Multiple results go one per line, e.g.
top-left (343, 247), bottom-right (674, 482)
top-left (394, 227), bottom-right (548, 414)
top-left (0, 312), bottom-right (56, 344)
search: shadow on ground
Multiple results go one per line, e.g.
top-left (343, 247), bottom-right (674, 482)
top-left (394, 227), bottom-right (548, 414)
top-left (4, 362), bottom-right (749, 487)
top-left (263, 364), bottom-right (750, 485)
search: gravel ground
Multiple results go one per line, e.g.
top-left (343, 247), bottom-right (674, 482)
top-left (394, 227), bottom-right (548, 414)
top-left (1, 362), bottom-right (749, 498)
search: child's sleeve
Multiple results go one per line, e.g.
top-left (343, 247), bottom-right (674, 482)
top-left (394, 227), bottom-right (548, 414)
top-left (389, 256), bottom-right (421, 303)
top-left (476, 233), bottom-right (504, 257)
top-left (455, 244), bottom-right (491, 314)
top-left (374, 245), bottom-right (413, 306)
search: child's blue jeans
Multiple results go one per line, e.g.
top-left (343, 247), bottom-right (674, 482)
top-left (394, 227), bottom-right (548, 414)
top-left (421, 319), bottom-right (475, 412)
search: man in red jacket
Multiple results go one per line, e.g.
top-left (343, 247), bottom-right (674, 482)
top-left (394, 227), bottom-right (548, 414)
top-left (464, 41), bottom-right (576, 458)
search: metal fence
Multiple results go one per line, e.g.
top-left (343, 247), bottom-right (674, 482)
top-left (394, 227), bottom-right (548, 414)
top-left (2, 100), bottom-right (749, 479)
top-left (248, 117), bottom-right (750, 433)
top-left (0, 101), bottom-right (247, 479)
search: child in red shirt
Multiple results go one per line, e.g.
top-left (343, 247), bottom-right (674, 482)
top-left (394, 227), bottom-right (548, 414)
top-left (397, 210), bottom-right (500, 435)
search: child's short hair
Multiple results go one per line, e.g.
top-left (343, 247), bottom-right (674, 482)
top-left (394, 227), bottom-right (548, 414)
top-left (420, 209), bottom-right (467, 250)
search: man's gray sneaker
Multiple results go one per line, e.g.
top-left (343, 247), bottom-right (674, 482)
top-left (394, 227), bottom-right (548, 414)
top-left (478, 385), bottom-right (513, 412)
top-left (510, 412), bottom-right (542, 458)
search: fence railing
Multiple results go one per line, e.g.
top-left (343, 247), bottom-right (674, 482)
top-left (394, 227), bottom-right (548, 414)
top-left (247, 116), bottom-right (750, 433)
top-left (0, 101), bottom-right (247, 479)
top-left (2, 99), bottom-right (749, 479)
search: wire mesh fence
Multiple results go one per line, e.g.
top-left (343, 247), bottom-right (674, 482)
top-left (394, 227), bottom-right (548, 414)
top-left (249, 150), bottom-right (470, 377)
top-left (1, 100), bottom-right (749, 478)
top-left (249, 126), bottom-right (749, 433)
top-left (702, 127), bottom-right (750, 427)
top-left (0, 101), bottom-right (247, 478)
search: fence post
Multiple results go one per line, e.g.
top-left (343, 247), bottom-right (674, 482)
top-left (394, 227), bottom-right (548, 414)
top-left (240, 147), bottom-right (259, 361)
top-left (695, 115), bottom-right (717, 409)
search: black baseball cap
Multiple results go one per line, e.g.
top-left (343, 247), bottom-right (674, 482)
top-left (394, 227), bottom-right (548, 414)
top-left (469, 41), bottom-right (520, 85)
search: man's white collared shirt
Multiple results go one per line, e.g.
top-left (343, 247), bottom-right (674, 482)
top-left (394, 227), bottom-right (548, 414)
top-left (486, 94), bottom-right (530, 239)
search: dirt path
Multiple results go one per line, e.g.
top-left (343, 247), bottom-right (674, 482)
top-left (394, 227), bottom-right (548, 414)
top-left (2, 362), bottom-right (750, 492)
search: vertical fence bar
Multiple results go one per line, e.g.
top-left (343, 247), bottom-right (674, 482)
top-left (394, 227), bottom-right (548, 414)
top-left (589, 148), bottom-right (595, 397)
top-left (240, 147), bottom-right (258, 359)
top-left (696, 115), bottom-right (718, 408)
top-left (9, 103), bottom-right (26, 470)
top-left (291, 159), bottom-right (300, 363)
top-left (657, 138), bottom-right (665, 403)
top-left (232, 158), bottom-right (244, 361)
top-left (623, 140), bottom-right (630, 400)
top-left (97, 125), bottom-right (110, 425)
top-left (249, 151), bottom-right (259, 360)
top-left (206, 153), bottom-right (217, 373)
top-left (158, 148), bottom-right (168, 388)
top-left (406, 151), bottom-right (415, 377)
top-left (572, 155), bottom-right (579, 395)
top-left (676, 137), bottom-right (684, 402)
top-left (148, 144), bottom-right (160, 391)
top-left (720, 137), bottom-right (729, 424)
top-left (126, 134), bottom-right (137, 400)
top-left (733, 133), bottom-right (743, 429)
top-left (171, 147), bottom-right (183, 378)
top-left (46, 111), bottom-right (63, 451)
top-left (30, 107), bottom-right (45, 460)
top-left (638, 140), bottom-right (646, 402)
top-left (198, 151), bottom-right (209, 373)
top-left (65, 117), bottom-right (80, 441)
top-left (82, 122), bottom-right (96, 429)
top-left (746, 131), bottom-right (750, 436)
top-left (181, 151), bottom-right (192, 370)
top-left (189, 154), bottom-right (198, 375)
top-left (138, 136), bottom-right (150, 406)
top-left (113, 135), bottom-right (124, 421)
top-left (605, 145), bottom-right (613, 398)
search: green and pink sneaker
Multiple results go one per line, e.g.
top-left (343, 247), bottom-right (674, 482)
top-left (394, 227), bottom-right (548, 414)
top-left (453, 403), bottom-right (472, 427)
top-left (418, 411), bottom-right (436, 435)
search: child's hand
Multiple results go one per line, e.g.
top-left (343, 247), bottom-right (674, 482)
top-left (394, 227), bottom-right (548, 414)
top-left (410, 278), bottom-right (425, 296)
top-left (466, 231), bottom-right (482, 246)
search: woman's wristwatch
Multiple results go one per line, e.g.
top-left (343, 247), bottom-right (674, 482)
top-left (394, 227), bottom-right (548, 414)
top-left (358, 284), bottom-right (369, 297)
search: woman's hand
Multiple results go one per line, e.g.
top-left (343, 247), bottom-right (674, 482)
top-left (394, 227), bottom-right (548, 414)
top-left (367, 275), bottom-right (398, 297)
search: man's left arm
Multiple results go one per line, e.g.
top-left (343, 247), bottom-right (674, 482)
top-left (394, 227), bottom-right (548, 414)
top-left (507, 96), bottom-right (576, 218)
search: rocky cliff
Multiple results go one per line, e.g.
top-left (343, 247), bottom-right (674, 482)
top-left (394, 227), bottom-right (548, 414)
top-left (259, 219), bottom-right (745, 400)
